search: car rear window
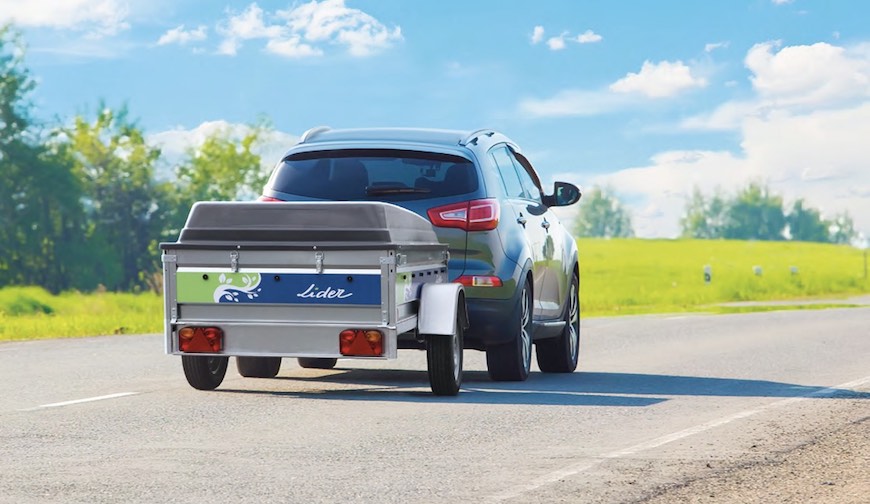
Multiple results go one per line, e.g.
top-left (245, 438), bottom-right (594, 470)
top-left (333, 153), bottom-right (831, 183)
top-left (267, 149), bottom-right (478, 201)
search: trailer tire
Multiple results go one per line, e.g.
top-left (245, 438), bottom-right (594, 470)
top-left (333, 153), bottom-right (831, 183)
top-left (236, 356), bottom-right (282, 378)
top-left (297, 358), bottom-right (338, 369)
top-left (182, 355), bottom-right (228, 390)
top-left (536, 273), bottom-right (580, 373)
top-left (426, 313), bottom-right (464, 396)
top-left (486, 279), bottom-right (533, 382)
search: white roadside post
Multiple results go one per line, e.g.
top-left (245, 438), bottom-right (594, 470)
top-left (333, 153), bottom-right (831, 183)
top-left (703, 265), bottom-right (712, 284)
top-left (854, 233), bottom-right (868, 280)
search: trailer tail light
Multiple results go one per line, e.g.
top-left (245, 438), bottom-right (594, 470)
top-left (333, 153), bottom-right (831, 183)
top-left (455, 275), bottom-right (503, 288)
top-left (178, 326), bottom-right (223, 353)
top-left (258, 196), bottom-right (283, 202)
top-left (427, 199), bottom-right (499, 231)
top-left (339, 329), bottom-right (384, 356)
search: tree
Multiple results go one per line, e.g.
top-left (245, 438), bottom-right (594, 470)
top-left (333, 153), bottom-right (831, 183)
top-left (65, 106), bottom-right (165, 291)
top-left (166, 124), bottom-right (269, 236)
top-left (680, 187), bottom-right (728, 239)
top-left (786, 199), bottom-right (829, 242)
top-left (574, 186), bottom-right (634, 238)
top-left (721, 183), bottom-right (786, 241)
top-left (0, 26), bottom-right (88, 292)
top-left (829, 212), bottom-right (856, 245)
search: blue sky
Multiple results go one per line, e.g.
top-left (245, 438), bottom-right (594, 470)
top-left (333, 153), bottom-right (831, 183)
top-left (3, 0), bottom-right (869, 239)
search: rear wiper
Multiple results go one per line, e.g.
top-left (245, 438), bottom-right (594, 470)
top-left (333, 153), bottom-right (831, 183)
top-left (365, 186), bottom-right (431, 195)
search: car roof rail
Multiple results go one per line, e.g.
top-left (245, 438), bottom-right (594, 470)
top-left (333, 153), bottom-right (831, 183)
top-left (299, 126), bottom-right (331, 144)
top-left (459, 129), bottom-right (496, 146)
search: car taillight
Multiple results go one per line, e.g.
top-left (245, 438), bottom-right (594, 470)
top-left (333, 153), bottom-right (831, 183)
top-left (427, 199), bottom-right (499, 231)
top-left (258, 196), bottom-right (282, 202)
top-left (339, 329), bottom-right (384, 356)
top-left (178, 326), bottom-right (223, 353)
top-left (455, 275), bottom-right (503, 287)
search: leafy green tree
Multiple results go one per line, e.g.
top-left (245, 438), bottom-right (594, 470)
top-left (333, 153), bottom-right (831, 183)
top-left (828, 212), bottom-right (856, 245)
top-left (680, 187), bottom-right (728, 239)
top-left (574, 186), bottom-right (634, 238)
top-left (166, 125), bottom-right (269, 236)
top-left (0, 26), bottom-right (88, 292)
top-left (721, 183), bottom-right (786, 241)
top-left (66, 106), bottom-right (166, 291)
top-left (786, 199), bottom-right (829, 242)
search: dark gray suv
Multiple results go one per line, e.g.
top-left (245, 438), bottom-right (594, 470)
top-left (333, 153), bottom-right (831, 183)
top-left (261, 127), bottom-right (581, 381)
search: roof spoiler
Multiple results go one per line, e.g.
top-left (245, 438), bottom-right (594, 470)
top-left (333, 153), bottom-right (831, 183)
top-left (298, 126), bottom-right (331, 144)
top-left (459, 129), bottom-right (495, 146)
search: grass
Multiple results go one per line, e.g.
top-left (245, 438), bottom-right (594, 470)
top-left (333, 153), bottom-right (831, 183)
top-left (0, 287), bottom-right (162, 342)
top-left (0, 239), bottom-right (867, 341)
top-left (579, 238), bottom-right (869, 316)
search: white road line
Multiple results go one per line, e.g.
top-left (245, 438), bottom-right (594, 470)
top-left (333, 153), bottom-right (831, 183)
top-left (488, 375), bottom-right (870, 502)
top-left (22, 392), bottom-right (139, 411)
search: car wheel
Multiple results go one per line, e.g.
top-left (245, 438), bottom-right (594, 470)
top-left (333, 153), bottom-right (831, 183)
top-left (236, 356), bottom-right (282, 378)
top-left (182, 355), bottom-right (229, 390)
top-left (536, 273), bottom-right (579, 373)
top-left (486, 279), bottom-right (533, 381)
top-left (426, 313), bottom-right (464, 396)
top-left (297, 357), bottom-right (338, 369)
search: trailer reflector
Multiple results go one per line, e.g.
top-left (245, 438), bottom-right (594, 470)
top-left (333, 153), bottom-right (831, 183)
top-left (340, 329), bottom-right (384, 356)
top-left (178, 326), bottom-right (223, 353)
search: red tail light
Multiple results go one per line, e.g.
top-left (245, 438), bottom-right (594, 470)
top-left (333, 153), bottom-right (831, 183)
top-left (455, 275), bottom-right (503, 287)
top-left (427, 199), bottom-right (499, 231)
top-left (339, 329), bottom-right (384, 356)
top-left (178, 326), bottom-right (223, 353)
top-left (258, 196), bottom-right (282, 202)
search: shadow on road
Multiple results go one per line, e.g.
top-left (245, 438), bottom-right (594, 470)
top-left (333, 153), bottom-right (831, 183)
top-left (215, 369), bottom-right (868, 405)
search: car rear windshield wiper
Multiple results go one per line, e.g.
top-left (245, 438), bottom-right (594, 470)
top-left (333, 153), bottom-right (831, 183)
top-left (365, 186), bottom-right (431, 195)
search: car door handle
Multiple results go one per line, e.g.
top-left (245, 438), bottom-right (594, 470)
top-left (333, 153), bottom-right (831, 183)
top-left (517, 216), bottom-right (527, 227)
top-left (541, 220), bottom-right (550, 230)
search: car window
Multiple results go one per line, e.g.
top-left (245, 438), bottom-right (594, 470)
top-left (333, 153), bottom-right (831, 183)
top-left (268, 149), bottom-right (478, 201)
top-left (508, 149), bottom-right (543, 203)
top-left (490, 146), bottom-right (525, 199)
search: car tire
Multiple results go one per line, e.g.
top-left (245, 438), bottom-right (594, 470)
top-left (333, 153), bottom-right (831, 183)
top-left (486, 279), bottom-right (533, 381)
top-left (297, 357), bottom-right (338, 369)
top-left (426, 313), bottom-right (464, 396)
top-left (182, 355), bottom-right (229, 390)
top-left (236, 356), bottom-right (282, 378)
top-left (536, 273), bottom-right (580, 373)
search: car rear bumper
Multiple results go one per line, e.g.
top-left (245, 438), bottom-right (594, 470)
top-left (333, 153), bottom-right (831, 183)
top-left (463, 294), bottom-right (522, 350)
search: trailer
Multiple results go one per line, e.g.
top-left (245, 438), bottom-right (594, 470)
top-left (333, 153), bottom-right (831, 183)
top-left (161, 201), bottom-right (468, 396)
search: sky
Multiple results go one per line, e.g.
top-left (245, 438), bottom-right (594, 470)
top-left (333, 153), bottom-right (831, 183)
top-left (2, 0), bottom-right (869, 241)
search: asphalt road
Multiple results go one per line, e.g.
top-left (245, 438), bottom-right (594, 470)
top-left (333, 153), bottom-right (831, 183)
top-left (1, 308), bottom-right (868, 503)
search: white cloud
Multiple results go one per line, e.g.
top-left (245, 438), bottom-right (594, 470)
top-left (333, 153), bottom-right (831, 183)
top-left (157, 25), bottom-right (207, 46)
top-left (214, 1), bottom-right (401, 58)
top-left (563, 40), bottom-right (870, 238)
top-left (705, 41), bottom-right (729, 52)
top-left (531, 25), bottom-right (544, 44)
top-left (276, 0), bottom-right (402, 57)
top-left (684, 41), bottom-right (870, 130)
top-left (610, 60), bottom-right (708, 98)
top-left (148, 120), bottom-right (298, 180)
top-left (547, 34), bottom-right (567, 51)
top-left (771, 0), bottom-right (793, 4)
top-left (265, 36), bottom-right (323, 58)
top-left (0, 0), bottom-right (129, 37)
top-left (576, 30), bottom-right (602, 44)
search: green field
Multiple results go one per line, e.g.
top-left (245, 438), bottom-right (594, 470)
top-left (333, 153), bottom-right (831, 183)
top-left (580, 238), bottom-right (868, 316)
top-left (0, 239), bottom-right (867, 341)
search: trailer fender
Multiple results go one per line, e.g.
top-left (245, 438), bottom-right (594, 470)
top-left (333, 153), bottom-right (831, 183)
top-left (418, 283), bottom-right (469, 336)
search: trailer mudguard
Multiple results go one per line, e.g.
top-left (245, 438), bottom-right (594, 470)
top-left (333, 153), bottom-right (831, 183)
top-left (417, 283), bottom-right (468, 336)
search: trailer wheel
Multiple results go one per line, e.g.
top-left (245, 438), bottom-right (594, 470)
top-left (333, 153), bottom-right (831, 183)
top-left (536, 273), bottom-right (580, 373)
top-left (486, 279), bottom-right (533, 381)
top-left (236, 356), bottom-right (282, 378)
top-left (426, 314), bottom-right (464, 396)
top-left (297, 358), bottom-right (338, 369)
top-left (182, 355), bottom-right (228, 390)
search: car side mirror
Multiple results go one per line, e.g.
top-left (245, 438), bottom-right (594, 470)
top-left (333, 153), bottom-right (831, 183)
top-left (545, 181), bottom-right (581, 207)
